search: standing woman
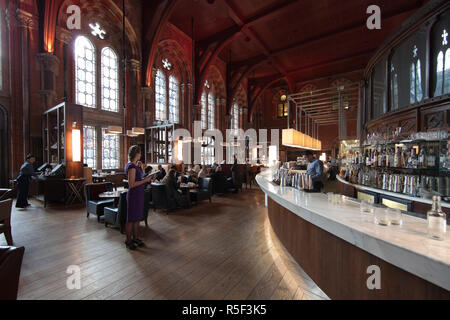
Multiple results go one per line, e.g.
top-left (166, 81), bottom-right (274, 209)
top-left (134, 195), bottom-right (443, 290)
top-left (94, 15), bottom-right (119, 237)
top-left (125, 145), bottom-right (152, 250)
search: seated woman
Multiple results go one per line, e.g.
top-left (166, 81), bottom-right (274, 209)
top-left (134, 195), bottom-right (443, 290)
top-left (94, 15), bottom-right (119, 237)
top-left (161, 169), bottom-right (190, 208)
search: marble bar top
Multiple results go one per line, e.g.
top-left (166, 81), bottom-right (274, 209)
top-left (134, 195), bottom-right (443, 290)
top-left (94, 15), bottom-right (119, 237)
top-left (257, 169), bottom-right (450, 291)
top-left (336, 175), bottom-right (450, 209)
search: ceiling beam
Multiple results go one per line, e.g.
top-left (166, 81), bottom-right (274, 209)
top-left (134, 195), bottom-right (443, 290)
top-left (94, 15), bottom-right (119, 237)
top-left (234, 6), bottom-right (420, 78)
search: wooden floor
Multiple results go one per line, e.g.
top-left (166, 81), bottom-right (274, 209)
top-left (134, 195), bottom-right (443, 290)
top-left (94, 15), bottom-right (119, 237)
top-left (1, 187), bottom-right (328, 300)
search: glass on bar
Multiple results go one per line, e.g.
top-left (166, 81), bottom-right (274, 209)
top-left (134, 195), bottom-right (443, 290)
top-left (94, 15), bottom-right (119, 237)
top-left (374, 205), bottom-right (390, 226)
top-left (388, 208), bottom-right (403, 226)
top-left (327, 192), bottom-right (334, 203)
top-left (360, 200), bottom-right (374, 214)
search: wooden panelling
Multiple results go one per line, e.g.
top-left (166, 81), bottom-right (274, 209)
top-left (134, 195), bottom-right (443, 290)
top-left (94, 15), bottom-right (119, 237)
top-left (267, 197), bottom-right (450, 299)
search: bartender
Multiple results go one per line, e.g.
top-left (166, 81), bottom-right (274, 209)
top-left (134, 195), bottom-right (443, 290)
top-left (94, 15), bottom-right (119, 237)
top-left (16, 154), bottom-right (39, 209)
top-left (306, 151), bottom-right (324, 192)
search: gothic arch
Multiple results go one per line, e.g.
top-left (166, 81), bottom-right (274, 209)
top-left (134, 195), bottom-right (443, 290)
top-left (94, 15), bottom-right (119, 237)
top-left (153, 39), bottom-right (192, 85)
top-left (57, 0), bottom-right (140, 60)
top-left (205, 65), bottom-right (225, 100)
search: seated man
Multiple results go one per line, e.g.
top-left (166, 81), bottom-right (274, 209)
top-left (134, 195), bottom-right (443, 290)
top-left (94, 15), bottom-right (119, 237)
top-left (161, 169), bottom-right (190, 208)
top-left (156, 165), bottom-right (166, 181)
top-left (198, 166), bottom-right (209, 178)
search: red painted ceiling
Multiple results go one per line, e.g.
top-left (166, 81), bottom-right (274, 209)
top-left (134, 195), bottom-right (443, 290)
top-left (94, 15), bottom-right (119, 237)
top-left (169, 0), bottom-right (428, 84)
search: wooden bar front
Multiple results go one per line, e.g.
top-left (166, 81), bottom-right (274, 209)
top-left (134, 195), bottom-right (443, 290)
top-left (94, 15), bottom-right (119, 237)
top-left (267, 197), bottom-right (450, 300)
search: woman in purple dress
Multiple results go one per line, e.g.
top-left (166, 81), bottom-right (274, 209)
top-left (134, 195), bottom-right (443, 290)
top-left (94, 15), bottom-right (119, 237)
top-left (125, 145), bottom-right (152, 250)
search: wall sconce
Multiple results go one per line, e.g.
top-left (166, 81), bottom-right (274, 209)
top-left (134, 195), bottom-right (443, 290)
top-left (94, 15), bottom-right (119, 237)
top-left (72, 126), bottom-right (81, 163)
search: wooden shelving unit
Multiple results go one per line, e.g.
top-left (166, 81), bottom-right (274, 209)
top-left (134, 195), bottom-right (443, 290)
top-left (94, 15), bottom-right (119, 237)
top-left (42, 102), bottom-right (84, 178)
top-left (145, 123), bottom-right (177, 164)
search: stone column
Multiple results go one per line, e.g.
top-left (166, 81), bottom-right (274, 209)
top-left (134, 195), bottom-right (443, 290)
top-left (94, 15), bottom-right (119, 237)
top-left (129, 59), bottom-right (141, 127)
top-left (186, 83), bottom-right (193, 131)
top-left (242, 107), bottom-right (249, 131)
top-left (37, 53), bottom-right (60, 108)
top-left (16, 10), bottom-right (35, 156)
top-left (141, 86), bottom-right (153, 126)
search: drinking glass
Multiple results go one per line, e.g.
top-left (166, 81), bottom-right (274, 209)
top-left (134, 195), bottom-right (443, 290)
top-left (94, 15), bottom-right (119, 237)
top-left (374, 206), bottom-right (390, 226)
top-left (360, 200), bottom-right (373, 213)
top-left (333, 194), bottom-right (342, 205)
top-left (388, 208), bottom-right (403, 226)
top-left (327, 192), bottom-right (334, 203)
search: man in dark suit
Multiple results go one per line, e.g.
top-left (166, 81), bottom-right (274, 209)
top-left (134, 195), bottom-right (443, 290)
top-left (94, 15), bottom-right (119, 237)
top-left (16, 154), bottom-right (39, 208)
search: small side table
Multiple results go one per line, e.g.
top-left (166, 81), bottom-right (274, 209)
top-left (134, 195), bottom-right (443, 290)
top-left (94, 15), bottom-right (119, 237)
top-left (64, 178), bottom-right (86, 207)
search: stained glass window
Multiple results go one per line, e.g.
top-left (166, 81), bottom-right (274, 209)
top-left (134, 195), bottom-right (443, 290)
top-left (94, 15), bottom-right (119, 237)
top-left (101, 47), bottom-right (119, 112)
top-left (431, 8), bottom-right (450, 97)
top-left (169, 75), bottom-right (179, 124)
top-left (208, 93), bottom-right (215, 129)
top-left (434, 30), bottom-right (450, 97)
top-left (102, 128), bottom-right (120, 169)
top-left (75, 36), bottom-right (96, 108)
top-left (389, 29), bottom-right (426, 110)
top-left (201, 92), bottom-right (207, 130)
top-left (155, 69), bottom-right (167, 121)
top-left (83, 125), bottom-right (97, 169)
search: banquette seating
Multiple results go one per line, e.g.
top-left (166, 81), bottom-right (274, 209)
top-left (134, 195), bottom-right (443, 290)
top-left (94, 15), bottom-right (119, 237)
top-left (85, 182), bottom-right (114, 222)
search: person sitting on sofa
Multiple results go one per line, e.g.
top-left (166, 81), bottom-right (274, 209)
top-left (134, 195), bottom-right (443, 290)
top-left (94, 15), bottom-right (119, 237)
top-left (156, 165), bottom-right (166, 181)
top-left (161, 169), bottom-right (190, 208)
top-left (198, 166), bottom-right (209, 178)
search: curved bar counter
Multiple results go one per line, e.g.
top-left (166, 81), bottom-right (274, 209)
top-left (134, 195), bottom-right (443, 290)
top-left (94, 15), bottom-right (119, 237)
top-left (257, 170), bottom-right (450, 299)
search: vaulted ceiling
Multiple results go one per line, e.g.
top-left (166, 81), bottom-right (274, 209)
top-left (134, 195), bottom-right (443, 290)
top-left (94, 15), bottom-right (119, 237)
top-left (169, 0), bottom-right (428, 85)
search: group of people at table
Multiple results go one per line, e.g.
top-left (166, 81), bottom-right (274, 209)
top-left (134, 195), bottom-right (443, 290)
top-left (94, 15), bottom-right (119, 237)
top-left (124, 145), bottom-right (237, 250)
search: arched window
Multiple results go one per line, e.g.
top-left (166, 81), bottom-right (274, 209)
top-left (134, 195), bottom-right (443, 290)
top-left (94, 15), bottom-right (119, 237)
top-left (434, 30), bottom-right (450, 97)
top-left (101, 47), bottom-right (119, 112)
top-left (410, 45), bottom-right (423, 104)
top-left (83, 125), bottom-right (97, 169)
top-left (390, 64), bottom-right (399, 110)
top-left (155, 69), bottom-right (167, 121)
top-left (169, 75), bottom-right (179, 124)
top-left (277, 95), bottom-right (288, 118)
top-left (431, 8), bottom-right (450, 97)
top-left (201, 92), bottom-right (207, 130)
top-left (75, 36), bottom-right (96, 108)
top-left (208, 93), bottom-right (215, 129)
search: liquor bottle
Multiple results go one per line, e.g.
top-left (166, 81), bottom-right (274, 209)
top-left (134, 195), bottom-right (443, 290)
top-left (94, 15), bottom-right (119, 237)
top-left (365, 149), bottom-right (370, 167)
top-left (427, 146), bottom-right (436, 168)
top-left (418, 146), bottom-right (426, 168)
top-left (409, 148), bottom-right (418, 169)
top-left (373, 147), bottom-right (379, 167)
top-left (380, 147), bottom-right (386, 167)
top-left (439, 141), bottom-right (447, 169)
top-left (427, 196), bottom-right (447, 241)
top-left (385, 148), bottom-right (390, 167)
top-left (394, 147), bottom-right (401, 168)
top-left (401, 146), bottom-right (408, 168)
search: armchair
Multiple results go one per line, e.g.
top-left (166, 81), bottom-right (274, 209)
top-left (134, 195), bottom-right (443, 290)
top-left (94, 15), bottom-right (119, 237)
top-left (85, 183), bottom-right (114, 222)
top-left (191, 177), bottom-right (213, 203)
top-left (151, 183), bottom-right (177, 213)
top-left (104, 191), bottom-right (127, 233)
top-left (0, 246), bottom-right (25, 300)
top-left (0, 199), bottom-right (13, 246)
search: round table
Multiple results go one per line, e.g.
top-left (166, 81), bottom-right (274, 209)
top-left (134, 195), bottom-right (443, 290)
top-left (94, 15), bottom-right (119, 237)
top-left (99, 190), bottom-right (122, 206)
